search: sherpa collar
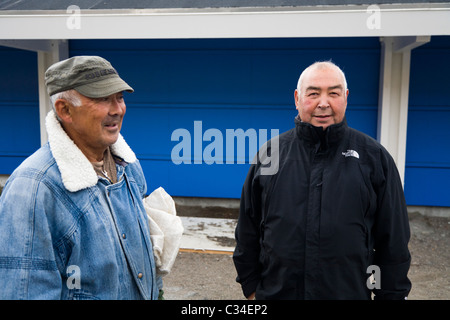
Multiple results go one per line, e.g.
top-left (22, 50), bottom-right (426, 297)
top-left (45, 110), bottom-right (137, 192)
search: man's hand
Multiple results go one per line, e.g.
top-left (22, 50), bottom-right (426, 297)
top-left (247, 292), bottom-right (256, 300)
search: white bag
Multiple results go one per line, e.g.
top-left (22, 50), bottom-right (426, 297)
top-left (143, 187), bottom-right (184, 276)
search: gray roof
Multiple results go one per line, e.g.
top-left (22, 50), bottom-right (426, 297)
top-left (0, 0), bottom-right (448, 10)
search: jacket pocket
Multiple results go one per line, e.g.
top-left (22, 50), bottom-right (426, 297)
top-left (258, 248), bottom-right (303, 299)
top-left (68, 290), bottom-right (101, 300)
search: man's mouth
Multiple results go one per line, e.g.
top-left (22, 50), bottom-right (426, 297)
top-left (314, 115), bottom-right (331, 119)
top-left (104, 122), bottom-right (119, 130)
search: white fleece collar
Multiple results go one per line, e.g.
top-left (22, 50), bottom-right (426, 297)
top-left (45, 110), bottom-right (137, 192)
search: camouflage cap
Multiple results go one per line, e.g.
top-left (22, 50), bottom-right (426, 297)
top-left (45, 55), bottom-right (134, 98)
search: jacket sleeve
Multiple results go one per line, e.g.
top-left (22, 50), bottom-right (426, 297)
top-left (0, 175), bottom-right (62, 299)
top-left (232, 163), bottom-right (263, 298)
top-left (372, 148), bottom-right (412, 300)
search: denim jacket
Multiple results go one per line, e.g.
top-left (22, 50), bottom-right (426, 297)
top-left (0, 111), bottom-right (160, 299)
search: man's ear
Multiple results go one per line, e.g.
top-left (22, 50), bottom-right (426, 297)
top-left (54, 99), bottom-right (72, 123)
top-left (294, 89), bottom-right (301, 110)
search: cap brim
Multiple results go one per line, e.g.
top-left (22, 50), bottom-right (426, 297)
top-left (74, 77), bottom-right (134, 98)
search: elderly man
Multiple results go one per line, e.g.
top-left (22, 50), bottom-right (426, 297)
top-left (0, 56), bottom-right (161, 299)
top-left (233, 61), bottom-right (412, 300)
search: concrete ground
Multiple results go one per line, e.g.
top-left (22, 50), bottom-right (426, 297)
top-left (162, 202), bottom-right (449, 300)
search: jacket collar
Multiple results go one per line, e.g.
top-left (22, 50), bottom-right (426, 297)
top-left (295, 115), bottom-right (347, 149)
top-left (45, 110), bottom-right (137, 192)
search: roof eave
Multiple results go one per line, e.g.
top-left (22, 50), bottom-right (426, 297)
top-left (0, 3), bottom-right (449, 40)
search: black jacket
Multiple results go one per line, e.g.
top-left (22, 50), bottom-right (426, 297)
top-left (233, 117), bottom-right (411, 300)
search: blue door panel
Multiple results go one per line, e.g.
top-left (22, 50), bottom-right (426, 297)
top-left (404, 167), bottom-right (450, 207)
top-left (0, 46), bottom-right (40, 174)
top-left (406, 108), bottom-right (450, 165)
top-left (168, 161), bottom-right (250, 198)
top-left (406, 36), bottom-right (450, 207)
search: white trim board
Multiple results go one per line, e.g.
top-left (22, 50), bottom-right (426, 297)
top-left (0, 4), bottom-right (449, 39)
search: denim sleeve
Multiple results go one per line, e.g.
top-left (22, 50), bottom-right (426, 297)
top-left (0, 174), bottom-right (62, 299)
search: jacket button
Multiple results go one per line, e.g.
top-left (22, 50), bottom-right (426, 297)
top-left (122, 233), bottom-right (126, 239)
top-left (138, 273), bottom-right (143, 279)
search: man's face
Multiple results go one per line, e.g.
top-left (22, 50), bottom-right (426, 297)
top-left (63, 92), bottom-right (126, 159)
top-left (294, 66), bottom-right (348, 129)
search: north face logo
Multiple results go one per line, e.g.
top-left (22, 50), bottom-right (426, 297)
top-left (342, 149), bottom-right (359, 159)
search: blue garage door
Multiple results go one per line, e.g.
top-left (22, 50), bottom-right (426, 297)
top-left (70, 37), bottom-right (380, 198)
top-left (0, 46), bottom-right (40, 174)
top-left (405, 36), bottom-right (450, 207)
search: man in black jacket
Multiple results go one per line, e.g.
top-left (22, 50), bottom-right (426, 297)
top-left (233, 61), bottom-right (412, 300)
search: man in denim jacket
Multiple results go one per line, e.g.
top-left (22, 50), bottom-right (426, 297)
top-left (0, 56), bottom-right (161, 299)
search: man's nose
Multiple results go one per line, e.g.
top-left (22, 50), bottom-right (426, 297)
top-left (109, 98), bottom-right (125, 115)
top-left (317, 95), bottom-right (330, 108)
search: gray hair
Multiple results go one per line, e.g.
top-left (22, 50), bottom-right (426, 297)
top-left (296, 61), bottom-right (348, 94)
top-left (49, 89), bottom-right (82, 121)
